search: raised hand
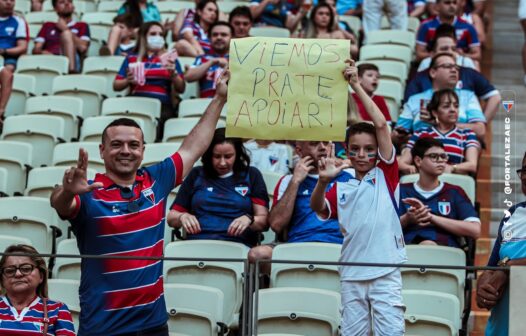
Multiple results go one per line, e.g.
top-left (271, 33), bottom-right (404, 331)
top-left (215, 67), bottom-right (230, 100)
top-left (343, 59), bottom-right (359, 89)
top-left (292, 156), bottom-right (314, 184)
top-left (180, 213), bottom-right (202, 235)
top-left (318, 143), bottom-right (350, 183)
top-left (62, 149), bottom-right (103, 195)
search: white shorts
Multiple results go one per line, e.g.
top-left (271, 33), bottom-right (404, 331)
top-left (340, 269), bottom-right (405, 336)
top-left (520, 0), bottom-right (526, 20)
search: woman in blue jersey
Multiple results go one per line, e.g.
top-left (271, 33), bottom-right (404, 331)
top-left (0, 244), bottom-right (75, 335)
top-left (114, 21), bottom-right (185, 140)
top-left (398, 88), bottom-right (481, 175)
top-left (477, 152), bottom-right (526, 336)
top-left (168, 128), bottom-right (270, 247)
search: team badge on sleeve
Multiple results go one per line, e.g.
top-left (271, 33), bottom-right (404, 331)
top-left (235, 186), bottom-right (249, 196)
top-left (438, 201), bottom-right (451, 215)
top-left (142, 188), bottom-right (155, 204)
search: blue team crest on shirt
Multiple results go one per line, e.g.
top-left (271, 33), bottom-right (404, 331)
top-left (5, 27), bottom-right (14, 34)
top-left (438, 201), bottom-right (451, 215)
top-left (235, 186), bottom-right (249, 196)
top-left (142, 188), bottom-right (155, 204)
top-left (269, 155), bottom-right (279, 166)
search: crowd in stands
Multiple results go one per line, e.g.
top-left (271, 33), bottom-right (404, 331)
top-left (1, 0), bottom-right (520, 334)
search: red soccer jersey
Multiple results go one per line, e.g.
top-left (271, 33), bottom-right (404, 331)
top-left (35, 21), bottom-right (90, 55)
top-left (351, 92), bottom-right (392, 122)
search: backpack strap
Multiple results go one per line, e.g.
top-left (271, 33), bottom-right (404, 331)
top-left (42, 298), bottom-right (49, 336)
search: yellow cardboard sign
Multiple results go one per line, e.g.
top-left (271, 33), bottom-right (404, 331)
top-left (226, 37), bottom-right (349, 141)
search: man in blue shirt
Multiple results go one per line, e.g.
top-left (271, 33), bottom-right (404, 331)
top-left (248, 141), bottom-right (354, 275)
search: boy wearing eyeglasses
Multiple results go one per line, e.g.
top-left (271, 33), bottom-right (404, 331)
top-left (399, 137), bottom-right (481, 247)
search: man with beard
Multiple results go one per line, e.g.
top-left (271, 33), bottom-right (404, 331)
top-left (185, 21), bottom-right (231, 98)
top-left (33, 0), bottom-right (90, 73)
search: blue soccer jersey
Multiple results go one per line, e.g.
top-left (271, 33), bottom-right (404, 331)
top-left (67, 153), bottom-right (183, 336)
top-left (273, 170), bottom-right (354, 243)
top-left (0, 15), bottom-right (28, 63)
top-left (485, 202), bottom-right (526, 336)
top-left (416, 16), bottom-right (480, 52)
top-left (171, 166), bottom-right (269, 247)
top-left (399, 181), bottom-right (479, 247)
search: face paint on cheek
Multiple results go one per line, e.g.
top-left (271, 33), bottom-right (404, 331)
top-left (348, 151), bottom-right (358, 158)
top-left (367, 153), bottom-right (377, 162)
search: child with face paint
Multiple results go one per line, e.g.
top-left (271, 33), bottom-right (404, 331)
top-left (311, 59), bottom-right (407, 336)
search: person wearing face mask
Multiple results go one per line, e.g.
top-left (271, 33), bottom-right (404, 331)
top-left (114, 21), bottom-right (185, 140)
top-left (167, 128), bottom-right (270, 247)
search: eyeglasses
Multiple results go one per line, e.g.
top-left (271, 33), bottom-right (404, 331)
top-left (433, 63), bottom-right (460, 71)
top-left (423, 153), bottom-right (449, 162)
top-left (517, 168), bottom-right (526, 178)
top-left (1, 264), bottom-right (36, 278)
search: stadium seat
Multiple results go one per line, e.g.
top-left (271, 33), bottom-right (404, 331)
top-left (164, 283), bottom-right (227, 336)
top-left (380, 15), bottom-right (420, 33)
top-left (81, 12), bottom-right (116, 29)
top-left (356, 60), bottom-right (408, 83)
top-left (0, 197), bottom-right (60, 254)
top-left (219, 1), bottom-right (248, 13)
top-left (163, 117), bottom-right (226, 143)
top-left (178, 98), bottom-right (212, 118)
top-left (261, 171), bottom-right (282, 200)
top-left (164, 240), bottom-right (249, 328)
top-left (402, 245), bottom-right (466, 315)
top-left (143, 143), bottom-right (182, 167)
top-left (16, 55), bottom-right (69, 95)
top-left (366, 30), bottom-right (416, 50)
top-left (403, 289), bottom-right (460, 336)
top-left (256, 287), bottom-right (340, 336)
top-left (54, 239), bottom-right (81, 280)
top-left (101, 97), bottom-right (161, 143)
top-left (96, 1), bottom-right (123, 12)
top-left (359, 44), bottom-right (413, 67)
top-left (178, 57), bottom-right (200, 100)
top-left (87, 25), bottom-right (111, 57)
top-left (0, 141), bottom-right (32, 195)
top-left (83, 56), bottom-right (127, 97)
top-left (0, 234), bottom-right (32, 252)
top-left (400, 173), bottom-right (476, 205)
top-left (47, 279), bottom-right (81, 329)
top-left (24, 11), bottom-right (58, 24)
top-left (0, 167), bottom-right (7, 196)
top-left (14, 0), bottom-right (31, 14)
top-left (80, 116), bottom-right (148, 143)
top-left (25, 166), bottom-right (97, 198)
top-left (339, 15), bottom-right (361, 38)
top-left (157, 1), bottom-right (195, 16)
top-left (1, 115), bottom-right (65, 167)
top-left (5, 74), bottom-right (36, 118)
top-left (375, 79), bottom-right (404, 121)
top-left (250, 27), bottom-right (291, 38)
top-left (270, 243), bottom-right (340, 293)
top-left (53, 142), bottom-right (105, 172)
top-left (52, 75), bottom-right (107, 118)
top-left (25, 96), bottom-right (84, 141)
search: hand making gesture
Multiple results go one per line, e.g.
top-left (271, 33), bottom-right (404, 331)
top-left (318, 143), bottom-right (350, 183)
top-left (62, 149), bottom-right (103, 196)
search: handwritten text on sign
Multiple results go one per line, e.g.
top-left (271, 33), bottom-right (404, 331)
top-left (226, 37), bottom-right (349, 141)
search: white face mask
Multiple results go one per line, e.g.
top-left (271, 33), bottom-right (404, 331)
top-left (147, 35), bottom-right (165, 50)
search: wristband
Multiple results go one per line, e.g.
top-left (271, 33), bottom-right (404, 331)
top-left (244, 213), bottom-right (254, 225)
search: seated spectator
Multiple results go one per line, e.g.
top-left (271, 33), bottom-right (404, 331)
top-left (229, 6), bottom-right (254, 38)
top-left (113, 22), bottom-right (185, 139)
top-left (111, 14), bottom-right (136, 56)
top-left (301, 3), bottom-right (346, 39)
top-left (171, 0), bottom-right (199, 42)
top-left (408, 0), bottom-right (427, 18)
top-left (0, 0), bottom-right (28, 72)
top-left (249, 0), bottom-right (308, 32)
top-left (248, 140), bottom-right (353, 274)
top-left (0, 244), bottom-right (76, 335)
top-left (244, 140), bottom-right (291, 175)
top-left (417, 24), bottom-right (477, 72)
top-left (397, 53), bottom-right (486, 139)
top-left (416, 0), bottom-right (480, 62)
top-left (408, 41), bottom-right (501, 123)
top-left (175, 0), bottom-right (218, 57)
top-left (101, 0), bottom-right (161, 55)
top-left (457, 0), bottom-right (485, 45)
top-left (322, 0), bottom-right (359, 58)
top-left (399, 88), bottom-right (480, 175)
top-left (33, 0), bottom-right (90, 73)
top-left (167, 128), bottom-right (269, 247)
top-left (399, 137), bottom-right (481, 247)
top-left (185, 21), bottom-right (230, 98)
top-left (350, 63), bottom-right (392, 125)
top-left (335, 0), bottom-right (362, 16)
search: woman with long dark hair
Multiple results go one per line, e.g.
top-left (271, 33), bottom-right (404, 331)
top-left (0, 245), bottom-right (75, 335)
top-left (167, 128), bottom-right (269, 247)
top-left (303, 3), bottom-right (345, 39)
top-left (175, 0), bottom-right (218, 57)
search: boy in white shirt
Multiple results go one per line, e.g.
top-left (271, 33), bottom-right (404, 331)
top-left (311, 59), bottom-right (407, 335)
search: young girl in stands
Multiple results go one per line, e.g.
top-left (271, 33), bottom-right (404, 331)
top-left (175, 0), bottom-right (218, 57)
top-left (311, 59), bottom-right (407, 335)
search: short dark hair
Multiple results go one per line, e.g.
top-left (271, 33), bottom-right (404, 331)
top-left (430, 24), bottom-right (457, 51)
top-left (357, 63), bottom-right (379, 77)
top-left (427, 88), bottom-right (459, 116)
top-left (101, 118), bottom-right (144, 144)
top-left (346, 122), bottom-right (376, 145)
top-left (228, 6), bottom-right (253, 23)
top-left (201, 128), bottom-right (250, 178)
top-left (411, 137), bottom-right (444, 160)
top-left (113, 13), bottom-right (135, 28)
top-left (209, 21), bottom-right (234, 37)
top-left (429, 52), bottom-right (456, 69)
